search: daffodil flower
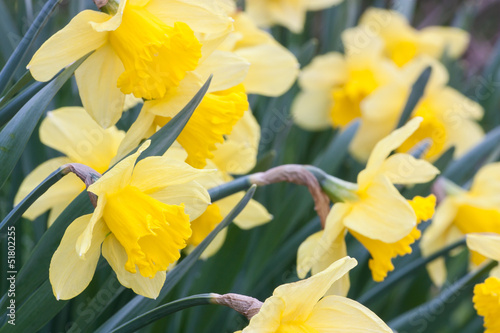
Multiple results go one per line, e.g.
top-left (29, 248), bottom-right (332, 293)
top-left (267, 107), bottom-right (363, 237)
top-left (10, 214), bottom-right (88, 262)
top-left (14, 107), bottom-right (124, 226)
top-left (218, 11), bottom-right (299, 97)
top-left (298, 118), bottom-right (439, 295)
top-left (421, 163), bottom-right (500, 286)
top-left (246, 0), bottom-right (344, 33)
top-left (238, 257), bottom-right (392, 332)
top-left (49, 141), bottom-right (213, 300)
top-left (27, 0), bottom-right (233, 128)
top-left (352, 8), bottom-right (469, 67)
top-left (292, 29), bottom-right (401, 132)
top-left (465, 233), bottom-right (500, 333)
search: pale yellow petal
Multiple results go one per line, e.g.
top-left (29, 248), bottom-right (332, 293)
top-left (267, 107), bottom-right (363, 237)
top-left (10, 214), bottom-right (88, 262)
top-left (211, 141), bottom-right (256, 175)
top-left (297, 231), bottom-right (324, 279)
top-left (76, 196), bottom-right (107, 257)
top-left (90, 0), bottom-right (127, 32)
top-left (400, 55), bottom-right (449, 91)
top-left (276, 256), bottom-right (357, 323)
top-left (75, 44), bottom-right (125, 129)
top-left (345, 176), bottom-right (416, 243)
top-left (341, 26), bottom-right (385, 60)
top-left (381, 153), bottom-right (439, 184)
top-left (419, 26), bottom-right (469, 59)
top-left (224, 110), bottom-right (260, 149)
top-left (236, 43), bottom-right (299, 96)
top-left (49, 215), bottom-right (108, 300)
top-left (200, 227), bottom-right (228, 259)
top-left (216, 193), bottom-right (272, 229)
top-left (148, 181), bottom-right (211, 221)
top-left (40, 107), bottom-right (125, 173)
top-left (471, 162), bottom-right (500, 200)
top-left (47, 203), bottom-right (69, 227)
top-left (131, 156), bottom-right (213, 191)
top-left (304, 0), bottom-right (343, 10)
top-left (27, 10), bottom-right (109, 81)
top-left (349, 119), bottom-right (394, 163)
top-left (194, 50), bottom-right (249, 93)
top-left (299, 52), bottom-right (347, 91)
top-left (14, 157), bottom-right (83, 221)
top-left (102, 234), bottom-right (166, 299)
top-left (466, 233), bottom-right (500, 262)
top-left (306, 296), bottom-right (392, 332)
top-left (292, 90), bottom-right (332, 130)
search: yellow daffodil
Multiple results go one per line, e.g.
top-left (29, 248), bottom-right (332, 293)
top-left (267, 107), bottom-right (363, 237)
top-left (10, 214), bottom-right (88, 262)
top-left (218, 11), bottom-right (299, 96)
top-left (14, 107), bottom-right (124, 226)
top-left (27, 0), bottom-right (233, 128)
top-left (421, 163), bottom-right (500, 286)
top-left (239, 257), bottom-right (392, 332)
top-left (164, 112), bottom-right (273, 258)
top-left (292, 28), bottom-right (400, 131)
top-left (298, 118), bottom-right (439, 294)
top-left (49, 141), bottom-right (213, 300)
top-left (351, 8), bottom-right (469, 67)
top-left (465, 233), bottom-right (500, 333)
top-left (246, 0), bottom-right (344, 33)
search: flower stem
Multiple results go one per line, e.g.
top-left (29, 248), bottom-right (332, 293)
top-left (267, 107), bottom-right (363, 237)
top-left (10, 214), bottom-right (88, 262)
top-left (208, 175), bottom-right (252, 202)
top-left (357, 238), bottom-right (467, 305)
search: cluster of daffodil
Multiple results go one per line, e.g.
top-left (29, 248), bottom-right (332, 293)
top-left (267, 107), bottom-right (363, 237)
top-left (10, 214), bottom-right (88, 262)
top-left (2, 0), bottom-right (500, 332)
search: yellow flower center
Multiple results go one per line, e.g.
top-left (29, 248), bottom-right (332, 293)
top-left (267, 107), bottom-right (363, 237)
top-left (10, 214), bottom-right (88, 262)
top-left (398, 101), bottom-right (447, 159)
top-left (109, 5), bottom-right (202, 100)
top-left (102, 185), bottom-right (191, 278)
top-left (330, 69), bottom-right (378, 127)
top-left (350, 195), bottom-right (435, 282)
top-left (386, 39), bottom-right (418, 67)
top-left (473, 277), bottom-right (500, 333)
top-left (187, 204), bottom-right (222, 247)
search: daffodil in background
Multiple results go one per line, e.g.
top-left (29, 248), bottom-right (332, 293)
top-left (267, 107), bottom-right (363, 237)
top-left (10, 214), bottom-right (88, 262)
top-left (421, 163), bottom-right (500, 286)
top-left (466, 233), bottom-right (500, 333)
top-left (238, 257), bottom-right (392, 333)
top-left (246, 0), bottom-right (344, 33)
top-left (298, 118), bottom-right (439, 295)
top-left (50, 141), bottom-right (213, 300)
top-left (14, 107), bottom-right (124, 226)
top-left (27, 0), bottom-right (233, 128)
top-left (352, 8), bottom-right (469, 67)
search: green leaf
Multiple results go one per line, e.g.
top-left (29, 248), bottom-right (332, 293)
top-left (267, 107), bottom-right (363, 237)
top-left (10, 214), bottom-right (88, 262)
top-left (95, 186), bottom-right (257, 333)
top-left (444, 125), bottom-right (500, 184)
top-left (0, 71), bottom-right (33, 109)
top-left (0, 0), bottom-right (62, 94)
top-left (0, 80), bottom-right (46, 126)
top-left (392, 0), bottom-right (416, 21)
top-left (396, 66), bottom-right (432, 129)
top-left (110, 294), bottom-right (215, 333)
top-left (0, 55), bottom-right (87, 190)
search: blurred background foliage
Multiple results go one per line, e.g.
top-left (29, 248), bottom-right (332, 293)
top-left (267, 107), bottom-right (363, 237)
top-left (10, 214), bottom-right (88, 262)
top-left (1, 0), bottom-right (500, 332)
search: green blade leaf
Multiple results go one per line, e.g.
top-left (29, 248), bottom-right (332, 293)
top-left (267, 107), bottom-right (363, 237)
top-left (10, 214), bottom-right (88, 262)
top-left (0, 55), bottom-right (87, 190)
top-left (0, 80), bottom-right (46, 126)
top-left (396, 66), bottom-right (432, 129)
top-left (110, 294), bottom-right (215, 333)
top-left (0, 71), bottom-right (34, 109)
top-left (0, 0), bottom-right (62, 94)
top-left (95, 186), bottom-right (257, 333)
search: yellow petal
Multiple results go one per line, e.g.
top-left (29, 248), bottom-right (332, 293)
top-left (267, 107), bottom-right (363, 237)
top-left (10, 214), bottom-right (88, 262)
top-left (47, 203), bottom-right (69, 227)
top-left (362, 117), bottom-right (422, 184)
top-left (49, 215), bottom-right (108, 300)
top-left (200, 227), bottom-right (228, 259)
top-left (149, 181), bottom-right (211, 221)
top-left (473, 277), bottom-right (500, 333)
top-left (131, 156), bottom-right (213, 192)
top-left (380, 153), bottom-right (439, 184)
top-left (307, 296), bottom-right (392, 332)
top-left (274, 256), bottom-right (357, 323)
top-left (211, 141), bottom-right (256, 175)
top-left (345, 176), bottom-right (416, 243)
top-left (90, 0), bottom-right (127, 32)
top-left (299, 52), bottom-right (348, 91)
top-left (187, 203), bottom-right (222, 247)
top-left (40, 107), bottom-right (125, 173)
top-left (195, 50), bottom-right (249, 93)
top-left (401, 55), bottom-right (449, 91)
top-left (236, 43), bottom-right (299, 96)
top-left (27, 10), bottom-right (109, 81)
top-left (14, 157), bottom-right (83, 221)
top-left (341, 26), bottom-right (385, 60)
top-left (88, 141), bottom-right (150, 196)
top-left (216, 193), bottom-right (272, 229)
top-left (419, 26), bottom-right (469, 59)
top-left (471, 162), bottom-right (500, 200)
top-left (102, 234), bottom-right (166, 299)
top-left (466, 233), bottom-right (500, 262)
top-left (76, 196), bottom-right (107, 257)
top-left (75, 44), bottom-right (125, 129)
top-left (292, 90), bottom-right (332, 130)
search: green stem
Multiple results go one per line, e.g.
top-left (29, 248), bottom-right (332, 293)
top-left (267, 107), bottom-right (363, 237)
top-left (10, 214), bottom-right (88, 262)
top-left (388, 260), bottom-right (497, 331)
top-left (357, 238), bottom-right (467, 305)
top-left (0, 166), bottom-right (68, 232)
top-left (110, 294), bottom-right (215, 333)
top-left (208, 175), bottom-right (251, 202)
